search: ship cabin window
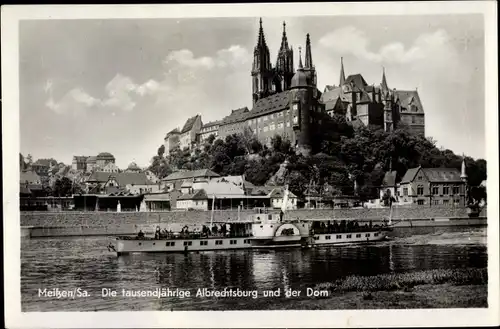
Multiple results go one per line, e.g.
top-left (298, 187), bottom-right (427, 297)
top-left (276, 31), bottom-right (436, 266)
top-left (260, 225), bottom-right (263, 228)
top-left (215, 240), bottom-right (223, 245)
top-left (230, 240), bottom-right (237, 245)
top-left (325, 235), bottom-right (331, 240)
top-left (336, 235), bottom-right (342, 239)
top-left (270, 225), bottom-right (273, 228)
top-left (346, 234), bottom-right (352, 239)
top-left (244, 239), bottom-right (250, 244)
top-left (138, 242), bottom-right (142, 246)
top-left (268, 215), bottom-right (272, 220)
top-left (166, 242), bottom-right (175, 247)
top-left (374, 233), bottom-right (379, 237)
top-left (365, 233), bottom-right (370, 238)
top-left (313, 236), bottom-right (319, 240)
top-left (200, 241), bottom-right (208, 246)
top-left (356, 234), bottom-right (361, 238)
top-left (183, 241), bottom-right (192, 246)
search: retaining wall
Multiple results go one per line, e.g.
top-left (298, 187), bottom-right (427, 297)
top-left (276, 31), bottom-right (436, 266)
top-left (21, 206), bottom-right (487, 228)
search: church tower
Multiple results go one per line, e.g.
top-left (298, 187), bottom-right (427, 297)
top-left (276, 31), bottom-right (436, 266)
top-left (339, 57), bottom-right (346, 87)
top-left (276, 21), bottom-right (295, 92)
top-left (383, 93), bottom-right (394, 132)
top-left (290, 47), bottom-right (314, 156)
top-left (252, 18), bottom-right (274, 104)
top-left (302, 33), bottom-right (317, 88)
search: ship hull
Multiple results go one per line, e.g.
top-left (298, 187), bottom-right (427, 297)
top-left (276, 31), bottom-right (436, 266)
top-left (109, 230), bottom-right (388, 255)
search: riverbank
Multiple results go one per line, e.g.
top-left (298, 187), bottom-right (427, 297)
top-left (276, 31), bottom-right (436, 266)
top-left (230, 268), bottom-right (488, 310)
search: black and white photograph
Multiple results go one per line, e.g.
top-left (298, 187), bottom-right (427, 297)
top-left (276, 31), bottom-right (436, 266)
top-left (2, 2), bottom-right (499, 328)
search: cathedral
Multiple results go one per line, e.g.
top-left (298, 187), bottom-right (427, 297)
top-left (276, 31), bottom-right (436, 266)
top-left (164, 18), bottom-right (426, 156)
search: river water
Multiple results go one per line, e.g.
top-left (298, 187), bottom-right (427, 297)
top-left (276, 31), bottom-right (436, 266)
top-left (21, 226), bottom-right (487, 311)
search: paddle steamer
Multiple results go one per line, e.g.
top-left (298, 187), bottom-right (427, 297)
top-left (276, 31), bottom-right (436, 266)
top-left (107, 187), bottom-right (392, 256)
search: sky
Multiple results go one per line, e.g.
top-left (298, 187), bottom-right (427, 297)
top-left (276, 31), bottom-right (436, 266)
top-left (19, 14), bottom-right (485, 168)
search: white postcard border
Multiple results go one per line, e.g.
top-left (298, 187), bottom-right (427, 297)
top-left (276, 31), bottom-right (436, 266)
top-left (2, 2), bottom-right (498, 328)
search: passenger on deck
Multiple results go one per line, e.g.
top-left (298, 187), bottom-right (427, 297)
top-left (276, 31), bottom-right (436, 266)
top-left (279, 210), bottom-right (284, 222)
top-left (137, 230), bottom-right (145, 238)
top-left (155, 226), bottom-right (161, 239)
top-left (212, 225), bottom-right (218, 235)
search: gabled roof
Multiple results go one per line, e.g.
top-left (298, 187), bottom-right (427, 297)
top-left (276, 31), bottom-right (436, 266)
top-left (421, 168), bottom-right (462, 183)
top-left (20, 170), bottom-right (41, 184)
top-left (181, 115), bottom-right (201, 133)
top-left (345, 74), bottom-right (368, 89)
top-left (221, 107), bottom-right (249, 125)
top-left (394, 90), bottom-right (424, 113)
top-left (203, 179), bottom-right (246, 198)
top-left (177, 189), bottom-right (208, 200)
top-left (320, 86), bottom-right (348, 103)
top-left (248, 90), bottom-right (292, 119)
top-left (400, 167), bottom-right (462, 183)
top-left (400, 167), bottom-right (421, 184)
top-left (382, 171), bottom-right (397, 187)
top-left (73, 156), bottom-right (89, 161)
top-left (268, 187), bottom-right (297, 199)
top-left (162, 169), bottom-right (220, 181)
top-left (88, 172), bottom-right (154, 185)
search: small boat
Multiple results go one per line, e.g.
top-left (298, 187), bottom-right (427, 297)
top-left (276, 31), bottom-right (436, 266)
top-left (107, 186), bottom-right (391, 256)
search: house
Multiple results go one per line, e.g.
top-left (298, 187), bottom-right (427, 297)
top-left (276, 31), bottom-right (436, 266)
top-left (100, 162), bottom-right (120, 173)
top-left (20, 170), bottom-right (42, 185)
top-left (86, 156), bottom-right (97, 172)
top-left (268, 187), bottom-right (298, 210)
top-left (95, 152), bottom-right (116, 168)
top-left (86, 172), bottom-right (161, 195)
top-left (125, 162), bottom-right (142, 173)
top-left (398, 166), bottom-right (466, 206)
top-left (162, 169), bottom-right (220, 191)
top-left (179, 115), bottom-right (203, 150)
top-left (176, 189), bottom-right (209, 210)
top-left (143, 192), bottom-right (171, 211)
top-left (72, 156), bottom-right (89, 171)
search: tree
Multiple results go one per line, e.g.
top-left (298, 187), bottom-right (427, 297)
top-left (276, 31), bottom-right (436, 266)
top-left (25, 154), bottom-right (33, 167)
top-left (157, 144), bottom-right (165, 158)
top-left (53, 177), bottom-right (74, 197)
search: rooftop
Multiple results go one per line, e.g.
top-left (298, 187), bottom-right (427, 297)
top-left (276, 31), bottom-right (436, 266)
top-left (221, 107), bottom-right (249, 125)
top-left (96, 152), bottom-right (115, 159)
top-left (162, 169), bottom-right (220, 181)
top-left (181, 115), bottom-right (201, 133)
top-left (87, 172), bottom-right (155, 185)
top-left (248, 90), bottom-right (292, 119)
top-left (394, 90), bottom-right (424, 113)
top-left (400, 167), bottom-right (463, 183)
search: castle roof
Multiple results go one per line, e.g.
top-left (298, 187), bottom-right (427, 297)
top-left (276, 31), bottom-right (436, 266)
top-left (165, 128), bottom-right (180, 138)
top-left (345, 74), bottom-right (368, 89)
top-left (291, 68), bottom-right (309, 88)
top-left (394, 90), bottom-right (424, 113)
top-left (248, 90), bottom-right (292, 119)
top-left (221, 107), bottom-right (249, 125)
top-left (202, 120), bottom-right (221, 129)
top-left (87, 156), bottom-right (97, 163)
top-left (320, 86), bottom-right (348, 103)
top-left (181, 115), bottom-right (200, 134)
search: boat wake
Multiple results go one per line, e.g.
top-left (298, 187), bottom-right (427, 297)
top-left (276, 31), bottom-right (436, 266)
top-left (390, 229), bottom-right (487, 246)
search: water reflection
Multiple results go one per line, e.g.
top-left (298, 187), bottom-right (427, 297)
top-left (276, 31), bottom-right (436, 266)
top-left (21, 226), bottom-right (487, 311)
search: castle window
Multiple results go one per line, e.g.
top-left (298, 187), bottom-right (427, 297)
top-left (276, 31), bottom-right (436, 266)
top-left (443, 186), bottom-right (450, 195)
top-left (278, 122), bottom-right (284, 129)
top-left (286, 122), bottom-right (290, 127)
top-left (453, 186), bottom-right (460, 194)
top-left (278, 111), bottom-right (283, 117)
top-left (293, 116), bottom-right (298, 124)
top-left (292, 103), bottom-right (299, 112)
top-left (432, 186), bottom-right (439, 195)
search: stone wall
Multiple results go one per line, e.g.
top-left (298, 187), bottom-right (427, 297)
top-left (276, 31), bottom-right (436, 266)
top-left (21, 206), bottom-right (487, 228)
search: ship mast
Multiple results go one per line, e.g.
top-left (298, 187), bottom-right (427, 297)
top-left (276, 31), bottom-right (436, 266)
top-left (210, 194), bottom-right (215, 227)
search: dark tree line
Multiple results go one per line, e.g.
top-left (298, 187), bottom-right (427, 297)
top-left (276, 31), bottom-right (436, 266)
top-left (148, 114), bottom-right (487, 200)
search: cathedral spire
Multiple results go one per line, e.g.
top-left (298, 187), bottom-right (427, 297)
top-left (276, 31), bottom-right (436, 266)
top-left (381, 66), bottom-right (389, 92)
top-left (340, 57), bottom-right (346, 86)
top-left (298, 47), bottom-right (303, 69)
top-left (256, 17), bottom-right (267, 49)
top-left (278, 21), bottom-right (289, 52)
top-left (304, 33), bottom-right (313, 68)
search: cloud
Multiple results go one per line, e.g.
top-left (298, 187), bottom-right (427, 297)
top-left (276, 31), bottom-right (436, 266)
top-left (318, 27), bottom-right (452, 65)
top-left (45, 87), bottom-right (101, 115)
